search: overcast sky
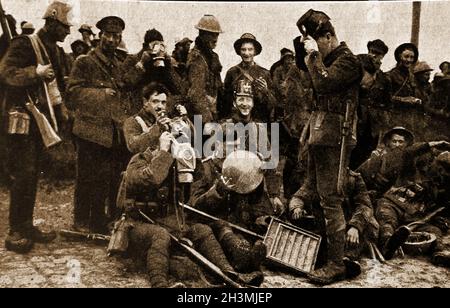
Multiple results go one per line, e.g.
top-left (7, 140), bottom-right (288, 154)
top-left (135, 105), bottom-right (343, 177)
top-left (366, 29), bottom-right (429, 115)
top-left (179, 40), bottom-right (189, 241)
top-left (2, 0), bottom-right (449, 76)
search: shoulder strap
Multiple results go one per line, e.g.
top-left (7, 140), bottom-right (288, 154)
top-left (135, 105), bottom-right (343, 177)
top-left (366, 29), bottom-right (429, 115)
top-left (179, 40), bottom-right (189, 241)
top-left (134, 115), bottom-right (150, 133)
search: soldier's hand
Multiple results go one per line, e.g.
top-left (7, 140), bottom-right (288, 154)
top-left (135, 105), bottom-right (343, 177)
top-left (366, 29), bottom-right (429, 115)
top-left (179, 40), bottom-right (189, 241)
top-left (105, 88), bottom-right (117, 96)
top-left (157, 113), bottom-right (172, 131)
top-left (429, 141), bottom-right (450, 150)
top-left (140, 50), bottom-right (152, 65)
top-left (36, 64), bottom-right (55, 80)
top-left (346, 227), bottom-right (360, 247)
top-left (303, 36), bottom-right (319, 54)
top-left (176, 105), bottom-right (188, 116)
top-left (159, 131), bottom-right (173, 152)
top-left (270, 197), bottom-right (285, 216)
top-left (254, 77), bottom-right (268, 94)
top-left (215, 175), bottom-right (235, 196)
top-left (255, 215), bottom-right (271, 227)
top-left (292, 208), bottom-right (307, 221)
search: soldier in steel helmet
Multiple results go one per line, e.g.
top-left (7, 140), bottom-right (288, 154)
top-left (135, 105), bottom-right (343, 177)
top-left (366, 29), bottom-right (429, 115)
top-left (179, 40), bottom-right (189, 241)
top-left (186, 15), bottom-right (224, 123)
top-left (0, 0), bottom-right (72, 254)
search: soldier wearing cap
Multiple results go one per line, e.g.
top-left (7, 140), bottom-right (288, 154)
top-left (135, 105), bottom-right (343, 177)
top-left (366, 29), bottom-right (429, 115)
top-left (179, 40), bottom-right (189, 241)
top-left (376, 150), bottom-right (450, 265)
top-left (222, 33), bottom-right (275, 122)
top-left (413, 61), bottom-right (433, 104)
top-left (0, 0), bottom-right (72, 253)
top-left (121, 28), bottom-right (185, 118)
top-left (67, 16), bottom-right (129, 233)
top-left (67, 39), bottom-right (89, 71)
top-left (388, 43), bottom-right (424, 135)
top-left (292, 9), bottom-right (362, 284)
top-left (21, 21), bottom-right (35, 35)
top-left (186, 14), bottom-right (224, 123)
top-left (79, 24), bottom-right (95, 49)
top-left (357, 127), bottom-right (450, 201)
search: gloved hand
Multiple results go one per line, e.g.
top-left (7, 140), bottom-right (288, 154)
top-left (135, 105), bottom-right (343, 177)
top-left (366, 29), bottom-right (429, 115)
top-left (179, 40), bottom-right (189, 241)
top-left (303, 35), bottom-right (319, 54)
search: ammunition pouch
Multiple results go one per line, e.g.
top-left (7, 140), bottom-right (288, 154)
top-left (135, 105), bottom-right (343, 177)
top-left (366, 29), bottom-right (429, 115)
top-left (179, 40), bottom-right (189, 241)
top-left (125, 188), bottom-right (170, 219)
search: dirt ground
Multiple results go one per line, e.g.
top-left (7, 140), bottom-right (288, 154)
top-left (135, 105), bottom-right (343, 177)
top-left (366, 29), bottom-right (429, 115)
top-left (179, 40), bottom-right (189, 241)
top-left (0, 181), bottom-right (449, 288)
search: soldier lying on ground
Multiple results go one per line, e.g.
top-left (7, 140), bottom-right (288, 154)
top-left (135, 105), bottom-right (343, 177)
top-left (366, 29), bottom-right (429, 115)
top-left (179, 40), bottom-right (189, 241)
top-left (376, 151), bottom-right (450, 267)
top-left (289, 169), bottom-right (379, 280)
top-left (116, 87), bottom-right (262, 287)
top-left (357, 127), bottom-right (450, 202)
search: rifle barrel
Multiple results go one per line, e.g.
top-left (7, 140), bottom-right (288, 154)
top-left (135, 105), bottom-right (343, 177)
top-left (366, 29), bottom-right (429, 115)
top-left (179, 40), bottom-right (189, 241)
top-left (179, 202), bottom-right (265, 240)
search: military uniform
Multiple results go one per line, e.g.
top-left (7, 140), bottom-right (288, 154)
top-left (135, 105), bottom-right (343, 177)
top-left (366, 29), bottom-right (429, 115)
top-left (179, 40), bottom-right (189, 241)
top-left (123, 110), bottom-right (161, 154)
top-left (186, 37), bottom-right (223, 123)
top-left (223, 63), bottom-right (275, 122)
top-left (0, 2), bottom-right (72, 252)
top-left (67, 17), bottom-right (129, 232)
top-left (122, 147), bottom-right (262, 287)
top-left (290, 170), bottom-right (379, 264)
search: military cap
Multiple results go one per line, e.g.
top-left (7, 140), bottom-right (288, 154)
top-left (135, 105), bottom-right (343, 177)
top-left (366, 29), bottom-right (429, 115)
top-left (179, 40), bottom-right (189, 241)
top-left (296, 9), bottom-right (331, 38)
top-left (222, 150), bottom-right (264, 194)
top-left (175, 37), bottom-right (193, 47)
top-left (394, 43), bottom-right (419, 64)
top-left (413, 61), bottom-right (433, 74)
top-left (435, 151), bottom-right (450, 172)
top-left (234, 33), bottom-right (262, 56)
top-left (144, 28), bottom-right (164, 45)
top-left (234, 80), bottom-right (253, 97)
top-left (280, 48), bottom-right (295, 59)
top-left (96, 16), bottom-right (125, 33)
top-left (382, 126), bottom-right (414, 146)
top-left (42, 0), bottom-right (73, 26)
top-left (439, 61), bottom-right (450, 71)
top-left (367, 39), bottom-right (388, 55)
top-left (79, 24), bottom-right (95, 35)
top-left (21, 22), bottom-right (35, 30)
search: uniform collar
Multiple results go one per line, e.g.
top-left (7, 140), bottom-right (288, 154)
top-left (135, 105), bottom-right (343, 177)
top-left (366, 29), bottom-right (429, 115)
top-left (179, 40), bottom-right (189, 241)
top-left (323, 42), bottom-right (350, 66)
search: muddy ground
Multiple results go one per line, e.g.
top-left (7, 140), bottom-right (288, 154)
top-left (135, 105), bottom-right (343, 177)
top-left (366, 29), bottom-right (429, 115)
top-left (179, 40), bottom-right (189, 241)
top-left (0, 181), bottom-right (448, 288)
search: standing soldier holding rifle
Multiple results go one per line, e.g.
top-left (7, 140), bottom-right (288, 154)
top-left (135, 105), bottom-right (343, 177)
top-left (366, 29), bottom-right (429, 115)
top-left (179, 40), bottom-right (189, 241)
top-left (0, 0), bottom-right (71, 253)
top-left (293, 9), bottom-right (362, 285)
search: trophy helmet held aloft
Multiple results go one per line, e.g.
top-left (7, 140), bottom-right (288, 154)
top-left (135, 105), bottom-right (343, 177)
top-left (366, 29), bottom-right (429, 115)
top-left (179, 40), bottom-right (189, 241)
top-left (234, 79), bottom-right (253, 97)
top-left (222, 150), bottom-right (264, 195)
top-left (296, 9), bottom-right (331, 38)
top-left (42, 0), bottom-right (74, 27)
top-left (195, 14), bottom-right (223, 33)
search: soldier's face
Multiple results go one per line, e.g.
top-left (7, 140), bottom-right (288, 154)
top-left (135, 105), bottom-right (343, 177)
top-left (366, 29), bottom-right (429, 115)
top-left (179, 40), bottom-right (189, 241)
top-left (100, 31), bottom-right (122, 53)
top-left (368, 50), bottom-right (384, 70)
top-left (388, 134), bottom-right (407, 150)
top-left (416, 71), bottom-right (431, 83)
top-left (240, 42), bottom-right (256, 64)
top-left (144, 92), bottom-right (168, 117)
top-left (400, 49), bottom-right (415, 68)
top-left (234, 95), bottom-right (254, 116)
top-left (316, 33), bottom-right (332, 57)
top-left (202, 32), bottom-right (219, 50)
top-left (54, 22), bottom-right (71, 42)
top-left (81, 31), bottom-right (92, 41)
top-left (283, 56), bottom-right (295, 67)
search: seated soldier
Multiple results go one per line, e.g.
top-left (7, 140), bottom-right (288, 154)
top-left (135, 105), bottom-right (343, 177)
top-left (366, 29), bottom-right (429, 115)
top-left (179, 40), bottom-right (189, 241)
top-left (123, 83), bottom-right (189, 154)
top-left (376, 151), bottom-right (450, 266)
top-left (289, 169), bottom-right (379, 280)
top-left (357, 127), bottom-right (450, 201)
top-left (116, 89), bottom-right (261, 288)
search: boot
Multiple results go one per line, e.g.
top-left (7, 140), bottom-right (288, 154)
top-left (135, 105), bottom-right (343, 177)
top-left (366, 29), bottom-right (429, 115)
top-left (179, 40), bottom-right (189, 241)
top-left (343, 257), bottom-right (361, 279)
top-left (308, 229), bottom-right (346, 285)
top-left (382, 226), bottom-right (410, 260)
top-left (237, 270), bottom-right (265, 287)
top-left (24, 226), bottom-right (56, 243)
top-left (5, 231), bottom-right (34, 254)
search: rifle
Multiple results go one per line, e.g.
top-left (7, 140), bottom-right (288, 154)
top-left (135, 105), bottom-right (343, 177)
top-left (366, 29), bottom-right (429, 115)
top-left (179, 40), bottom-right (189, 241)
top-left (337, 93), bottom-right (358, 195)
top-left (59, 229), bottom-right (111, 243)
top-left (137, 209), bottom-right (242, 288)
top-left (179, 202), bottom-right (264, 240)
top-left (0, 0), bottom-right (13, 42)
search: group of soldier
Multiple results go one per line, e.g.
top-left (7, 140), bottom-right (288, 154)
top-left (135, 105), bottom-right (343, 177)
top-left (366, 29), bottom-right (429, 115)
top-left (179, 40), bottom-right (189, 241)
top-left (0, 1), bottom-right (450, 288)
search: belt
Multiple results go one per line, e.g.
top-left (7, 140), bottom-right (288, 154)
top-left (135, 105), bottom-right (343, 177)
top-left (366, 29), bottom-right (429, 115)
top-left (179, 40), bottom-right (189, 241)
top-left (313, 95), bottom-right (346, 115)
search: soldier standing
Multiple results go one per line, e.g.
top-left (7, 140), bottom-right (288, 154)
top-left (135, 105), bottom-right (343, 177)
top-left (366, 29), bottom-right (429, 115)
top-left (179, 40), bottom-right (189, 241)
top-left (222, 33), bottom-right (275, 122)
top-left (293, 9), bottom-right (362, 284)
top-left (67, 16), bottom-right (127, 233)
top-left (186, 15), bottom-right (223, 123)
top-left (0, 1), bottom-right (72, 253)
